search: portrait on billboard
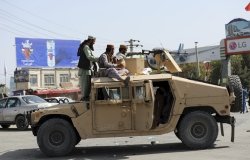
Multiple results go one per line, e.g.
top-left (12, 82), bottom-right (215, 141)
top-left (225, 18), bottom-right (250, 38)
top-left (15, 38), bottom-right (80, 68)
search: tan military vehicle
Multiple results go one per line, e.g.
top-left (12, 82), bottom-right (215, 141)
top-left (28, 49), bottom-right (235, 157)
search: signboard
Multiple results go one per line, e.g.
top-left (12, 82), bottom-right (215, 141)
top-left (14, 69), bottom-right (29, 83)
top-left (225, 36), bottom-right (250, 55)
top-left (15, 37), bottom-right (80, 68)
top-left (225, 18), bottom-right (250, 38)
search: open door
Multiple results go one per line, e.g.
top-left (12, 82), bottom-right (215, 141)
top-left (146, 49), bottom-right (182, 73)
top-left (161, 49), bottom-right (182, 73)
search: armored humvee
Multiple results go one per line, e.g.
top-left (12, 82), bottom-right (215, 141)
top-left (29, 49), bottom-right (235, 157)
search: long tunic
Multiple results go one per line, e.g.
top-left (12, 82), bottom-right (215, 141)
top-left (98, 53), bottom-right (123, 80)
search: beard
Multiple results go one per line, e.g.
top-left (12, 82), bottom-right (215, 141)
top-left (89, 43), bottom-right (94, 51)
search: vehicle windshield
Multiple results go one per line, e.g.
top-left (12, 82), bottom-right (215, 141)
top-left (22, 95), bottom-right (47, 104)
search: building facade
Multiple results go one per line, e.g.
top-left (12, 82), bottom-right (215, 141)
top-left (14, 68), bottom-right (80, 99)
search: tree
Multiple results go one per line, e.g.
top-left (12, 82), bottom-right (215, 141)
top-left (177, 54), bottom-right (250, 88)
top-left (209, 61), bottom-right (221, 85)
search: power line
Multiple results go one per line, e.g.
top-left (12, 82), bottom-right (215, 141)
top-left (0, 10), bottom-right (122, 48)
top-left (0, 26), bottom-right (28, 37)
top-left (0, 2), bottom-right (131, 53)
top-left (0, 10), bottom-right (55, 38)
top-left (1, 0), bottom-right (125, 43)
top-left (0, 8), bottom-right (78, 39)
top-left (0, 14), bottom-right (58, 38)
top-left (0, 22), bottom-right (35, 37)
top-left (1, 0), bottom-right (90, 40)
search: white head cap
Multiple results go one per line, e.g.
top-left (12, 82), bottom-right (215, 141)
top-left (88, 35), bottom-right (96, 40)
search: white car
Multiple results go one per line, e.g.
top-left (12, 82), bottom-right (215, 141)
top-left (44, 97), bottom-right (75, 104)
top-left (0, 95), bottom-right (57, 130)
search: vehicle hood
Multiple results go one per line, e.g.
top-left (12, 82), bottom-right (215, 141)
top-left (170, 76), bottom-right (232, 115)
top-left (31, 102), bottom-right (88, 124)
top-left (171, 76), bottom-right (229, 99)
top-left (24, 103), bottom-right (58, 109)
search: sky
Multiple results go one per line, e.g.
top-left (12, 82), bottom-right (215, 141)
top-left (0, 0), bottom-right (250, 86)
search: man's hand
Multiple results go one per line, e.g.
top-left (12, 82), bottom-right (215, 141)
top-left (116, 59), bottom-right (126, 68)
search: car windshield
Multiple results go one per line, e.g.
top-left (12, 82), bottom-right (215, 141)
top-left (22, 95), bottom-right (47, 104)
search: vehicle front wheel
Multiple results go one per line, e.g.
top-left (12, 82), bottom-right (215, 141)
top-left (179, 111), bottom-right (218, 149)
top-left (174, 129), bottom-right (181, 141)
top-left (1, 124), bottom-right (11, 129)
top-left (16, 115), bottom-right (29, 130)
top-left (37, 118), bottom-right (77, 157)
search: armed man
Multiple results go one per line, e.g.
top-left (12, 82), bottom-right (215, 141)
top-left (77, 36), bottom-right (98, 101)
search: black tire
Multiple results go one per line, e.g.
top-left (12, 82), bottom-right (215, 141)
top-left (64, 98), bottom-right (69, 103)
top-left (174, 120), bottom-right (182, 141)
top-left (174, 129), bottom-right (181, 141)
top-left (1, 125), bottom-right (11, 129)
top-left (179, 111), bottom-right (218, 149)
top-left (228, 75), bottom-right (243, 112)
top-left (37, 118), bottom-right (77, 157)
top-left (16, 115), bottom-right (29, 130)
top-left (59, 99), bottom-right (64, 104)
top-left (75, 134), bottom-right (81, 145)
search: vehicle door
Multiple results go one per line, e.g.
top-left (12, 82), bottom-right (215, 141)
top-left (92, 81), bottom-right (132, 132)
top-left (0, 99), bottom-right (7, 121)
top-left (131, 80), bottom-right (155, 131)
top-left (3, 98), bottom-right (21, 122)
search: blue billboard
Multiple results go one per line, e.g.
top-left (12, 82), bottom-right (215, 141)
top-left (15, 37), bottom-right (80, 68)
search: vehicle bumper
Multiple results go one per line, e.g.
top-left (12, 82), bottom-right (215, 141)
top-left (215, 115), bottom-right (236, 142)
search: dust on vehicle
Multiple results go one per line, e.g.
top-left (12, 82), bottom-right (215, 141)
top-left (28, 49), bottom-right (235, 157)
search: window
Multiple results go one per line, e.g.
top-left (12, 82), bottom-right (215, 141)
top-left (109, 87), bottom-right (121, 100)
top-left (22, 95), bottom-right (47, 104)
top-left (29, 74), bottom-right (38, 87)
top-left (60, 74), bottom-right (69, 83)
top-left (96, 86), bottom-right (130, 101)
top-left (96, 87), bottom-right (121, 100)
top-left (135, 86), bottom-right (145, 100)
top-left (6, 98), bottom-right (20, 108)
top-left (44, 74), bottom-right (55, 86)
top-left (0, 99), bottom-right (7, 108)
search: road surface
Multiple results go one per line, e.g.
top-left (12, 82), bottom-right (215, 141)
top-left (0, 112), bottom-right (249, 160)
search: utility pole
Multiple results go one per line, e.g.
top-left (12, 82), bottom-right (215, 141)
top-left (4, 62), bottom-right (7, 93)
top-left (125, 39), bottom-right (143, 52)
top-left (195, 42), bottom-right (200, 78)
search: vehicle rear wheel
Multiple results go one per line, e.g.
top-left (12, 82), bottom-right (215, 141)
top-left (1, 124), bottom-right (11, 129)
top-left (75, 134), bottom-right (81, 145)
top-left (179, 111), bottom-right (218, 149)
top-left (16, 115), bottom-right (29, 130)
top-left (37, 118), bottom-right (77, 157)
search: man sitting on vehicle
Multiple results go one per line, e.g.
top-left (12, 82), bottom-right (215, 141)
top-left (116, 44), bottom-right (127, 60)
top-left (98, 44), bottom-right (130, 86)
